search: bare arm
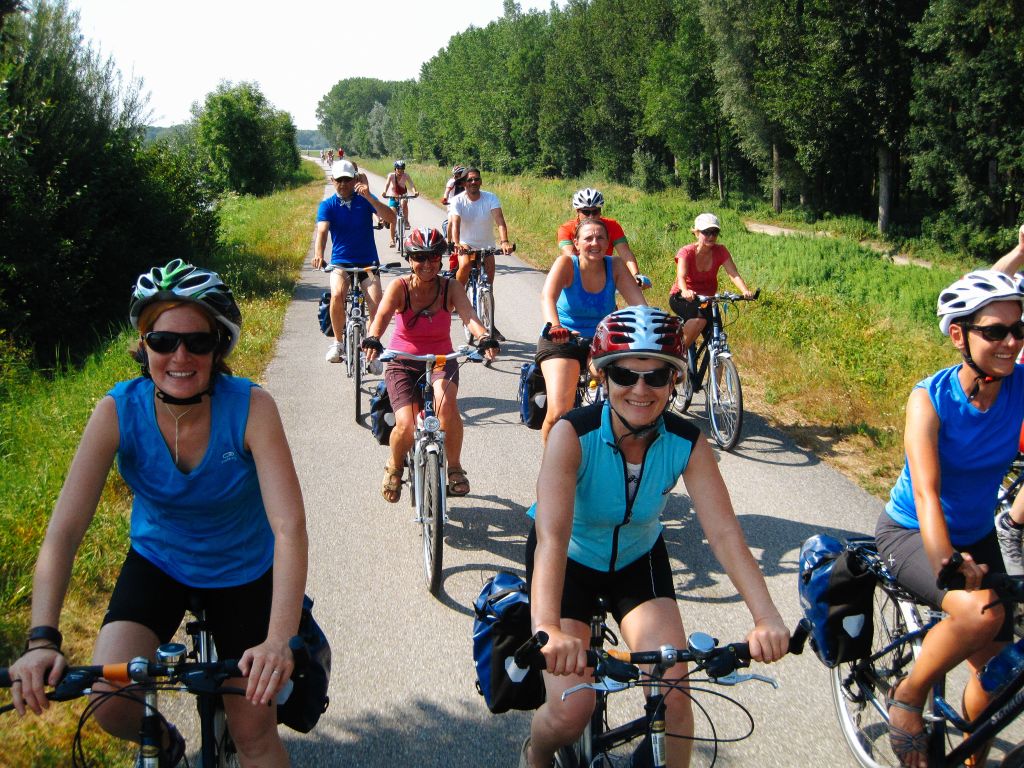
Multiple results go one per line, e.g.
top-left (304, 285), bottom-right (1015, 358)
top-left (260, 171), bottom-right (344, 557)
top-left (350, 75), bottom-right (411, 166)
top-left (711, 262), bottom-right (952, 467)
top-left (357, 182), bottom-right (396, 226)
top-left (532, 421), bottom-right (588, 675)
top-left (613, 241), bottom-right (640, 277)
top-left (364, 279), bottom-right (404, 348)
top-left (242, 388), bottom-right (309, 705)
top-left (721, 257), bottom-right (753, 298)
top-left (312, 221), bottom-right (330, 269)
top-left (491, 207), bottom-right (512, 253)
top-left (540, 257), bottom-right (574, 327)
top-left (992, 224), bottom-right (1024, 275)
top-left (450, 213), bottom-right (462, 249)
top-left (682, 438), bottom-right (789, 662)
top-left (612, 258), bottom-right (647, 306)
top-left (675, 249), bottom-right (695, 300)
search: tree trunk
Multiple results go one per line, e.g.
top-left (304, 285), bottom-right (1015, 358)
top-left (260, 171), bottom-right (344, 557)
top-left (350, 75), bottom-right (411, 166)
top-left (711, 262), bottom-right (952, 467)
top-left (710, 154), bottom-right (719, 198)
top-left (877, 144), bottom-right (892, 235)
top-left (772, 143), bottom-right (782, 214)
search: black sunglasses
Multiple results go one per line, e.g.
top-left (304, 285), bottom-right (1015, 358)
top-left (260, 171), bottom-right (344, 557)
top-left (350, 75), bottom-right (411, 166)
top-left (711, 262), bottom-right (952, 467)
top-left (144, 331), bottom-right (219, 355)
top-left (962, 321), bottom-right (1024, 342)
top-left (409, 252), bottom-right (443, 263)
top-left (465, 177), bottom-right (482, 183)
top-left (701, 228), bottom-right (720, 237)
top-left (578, 208), bottom-right (601, 216)
top-left (605, 365), bottom-right (674, 389)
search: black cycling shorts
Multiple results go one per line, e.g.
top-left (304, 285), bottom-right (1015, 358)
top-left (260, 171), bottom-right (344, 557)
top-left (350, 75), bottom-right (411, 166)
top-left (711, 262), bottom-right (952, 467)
top-left (668, 293), bottom-right (713, 325)
top-left (525, 525), bottom-right (676, 625)
top-left (103, 548), bottom-right (274, 659)
top-left (535, 335), bottom-right (590, 367)
top-left (874, 514), bottom-right (1013, 642)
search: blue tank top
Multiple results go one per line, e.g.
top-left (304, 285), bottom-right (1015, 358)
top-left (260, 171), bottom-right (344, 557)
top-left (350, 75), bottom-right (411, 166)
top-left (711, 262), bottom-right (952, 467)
top-left (886, 364), bottom-right (1024, 545)
top-left (554, 256), bottom-right (617, 338)
top-left (109, 376), bottom-right (274, 587)
top-left (528, 402), bottom-right (699, 571)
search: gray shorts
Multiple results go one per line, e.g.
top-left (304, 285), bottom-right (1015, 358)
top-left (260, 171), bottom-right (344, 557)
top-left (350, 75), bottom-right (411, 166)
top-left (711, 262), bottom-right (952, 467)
top-left (874, 513), bottom-right (1012, 641)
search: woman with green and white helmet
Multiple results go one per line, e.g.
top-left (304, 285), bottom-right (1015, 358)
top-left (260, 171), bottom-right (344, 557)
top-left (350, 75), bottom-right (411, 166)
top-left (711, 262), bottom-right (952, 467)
top-left (6, 259), bottom-right (308, 767)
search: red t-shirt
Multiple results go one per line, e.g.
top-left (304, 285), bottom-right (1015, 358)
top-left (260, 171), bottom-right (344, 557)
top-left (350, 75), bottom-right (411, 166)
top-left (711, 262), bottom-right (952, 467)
top-left (556, 216), bottom-right (627, 255)
top-left (670, 243), bottom-right (731, 296)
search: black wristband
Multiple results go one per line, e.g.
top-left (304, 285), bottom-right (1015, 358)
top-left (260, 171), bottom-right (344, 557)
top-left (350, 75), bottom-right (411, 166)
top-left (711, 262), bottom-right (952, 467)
top-left (28, 625), bottom-right (62, 649)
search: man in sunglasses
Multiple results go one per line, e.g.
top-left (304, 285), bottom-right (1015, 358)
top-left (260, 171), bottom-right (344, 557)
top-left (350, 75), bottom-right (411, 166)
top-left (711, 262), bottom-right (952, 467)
top-left (312, 159), bottom-right (396, 364)
top-left (556, 187), bottom-right (650, 289)
top-left (449, 168), bottom-right (514, 339)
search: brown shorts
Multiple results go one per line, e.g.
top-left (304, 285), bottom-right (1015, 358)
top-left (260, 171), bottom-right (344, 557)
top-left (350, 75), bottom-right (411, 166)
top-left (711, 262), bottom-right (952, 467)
top-left (385, 357), bottom-right (460, 410)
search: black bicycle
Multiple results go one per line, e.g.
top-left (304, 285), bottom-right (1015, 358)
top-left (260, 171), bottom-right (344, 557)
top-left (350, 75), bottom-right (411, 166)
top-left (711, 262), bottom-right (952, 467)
top-left (523, 607), bottom-right (806, 767)
top-left (671, 290), bottom-right (759, 451)
top-left (827, 536), bottom-right (1024, 767)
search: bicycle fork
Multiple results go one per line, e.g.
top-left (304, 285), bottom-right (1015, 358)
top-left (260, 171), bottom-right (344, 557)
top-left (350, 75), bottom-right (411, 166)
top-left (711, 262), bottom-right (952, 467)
top-left (411, 433), bottom-right (448, 526)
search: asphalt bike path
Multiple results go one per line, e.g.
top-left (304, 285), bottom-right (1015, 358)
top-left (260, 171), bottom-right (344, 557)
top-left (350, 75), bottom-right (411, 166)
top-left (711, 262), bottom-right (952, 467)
top-left (253, 161), bottom-right (1008, 766)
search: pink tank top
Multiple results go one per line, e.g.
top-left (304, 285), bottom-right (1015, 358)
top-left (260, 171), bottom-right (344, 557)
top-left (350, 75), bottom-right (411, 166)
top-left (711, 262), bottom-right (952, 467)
top-left (390, 278), bottom-right (453, 355)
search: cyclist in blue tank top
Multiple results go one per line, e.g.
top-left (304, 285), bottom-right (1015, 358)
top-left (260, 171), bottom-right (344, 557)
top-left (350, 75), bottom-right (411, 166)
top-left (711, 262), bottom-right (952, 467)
top-left (7, 260), bottom-right (308, 768)
top-left (520, 306), bottom-right (789, 768)
top-left (535, 218), bottom-right (647, 442)
top-left (875, 245), bottom-right (1024, 767)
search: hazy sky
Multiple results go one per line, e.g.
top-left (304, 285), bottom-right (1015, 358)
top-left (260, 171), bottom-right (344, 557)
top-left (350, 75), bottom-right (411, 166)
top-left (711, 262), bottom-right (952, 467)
top-left (70, 1), bottom-right (556, 130)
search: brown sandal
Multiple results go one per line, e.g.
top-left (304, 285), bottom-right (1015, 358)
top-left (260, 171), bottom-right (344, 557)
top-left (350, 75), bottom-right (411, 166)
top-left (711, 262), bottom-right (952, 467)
top-left (447, 467), bottom-right (470, 497)
top-left (381, 463), bottom-right (403, 503)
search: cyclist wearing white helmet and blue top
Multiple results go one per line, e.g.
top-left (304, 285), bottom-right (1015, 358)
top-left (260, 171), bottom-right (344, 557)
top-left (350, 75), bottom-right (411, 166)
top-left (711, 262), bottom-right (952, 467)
top-left (521, 305), bottom-right (789, 768)
top-left (313, 159), bottom-right (397, 364)
top-left (6, 260), bottom-right (308, 768)
top-left (876, 235), bottom-right (1024, 767)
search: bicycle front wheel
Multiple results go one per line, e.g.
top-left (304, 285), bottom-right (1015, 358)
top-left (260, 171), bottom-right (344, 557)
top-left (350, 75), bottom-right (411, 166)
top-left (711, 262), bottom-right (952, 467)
top-left (672, 346), bottom-right (697, 413)
top-left (421, 449), bottom-right (445, 595)
top-left (830, 588), bottom-right (915, 768)
top-left (351, 326), bottom-right (364, 424)
top-left (463, 277), bottom-right (477, 343)
top-left (706, 355), bottom-right (743, 450)
top-left (396, 215), bottom-right (406, 257)
top-left (478, 286), bottom-right (495, 339)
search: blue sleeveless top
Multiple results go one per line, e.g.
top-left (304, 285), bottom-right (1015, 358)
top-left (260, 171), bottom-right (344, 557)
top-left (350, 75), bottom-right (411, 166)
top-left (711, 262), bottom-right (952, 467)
top-left (528, 402), bottom-right (699, 571)
top-left (554, 256), bottom-right (617, 338)
top-left (886, 364), bottom-right (1024, 545)
top-left (109, 376), bottom-right (274, 587)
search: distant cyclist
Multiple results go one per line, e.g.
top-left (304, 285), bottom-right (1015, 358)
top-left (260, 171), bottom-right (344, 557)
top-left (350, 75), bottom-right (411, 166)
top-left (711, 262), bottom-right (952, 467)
top-left (441, 164), bottom-right (468, 208)
top-left (537, 217), bottom-right (646, 442)
top-left (557, 187), bottom-right (650, 289)
top-left (362, 228), bottom-right (498, 503)
top-left (5, 260), bottom-right (308, 768)
top-left (449, 168), bottom-right (514, 340)
top-left (383, 160), bottom-right (418, 248)
top-left (520, 306), bottom-right (789, 768)
top-left (312, 159), bottom-right (396, 364)
top-left (668, 213), bottom-right (755, 341)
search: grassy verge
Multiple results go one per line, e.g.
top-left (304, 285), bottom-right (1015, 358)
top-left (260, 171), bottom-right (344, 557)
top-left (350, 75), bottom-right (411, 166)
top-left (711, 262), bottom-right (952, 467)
top-left (0, 159), bottom-right (322, 764)
top-left (358, 157), bottom-right (966, 495)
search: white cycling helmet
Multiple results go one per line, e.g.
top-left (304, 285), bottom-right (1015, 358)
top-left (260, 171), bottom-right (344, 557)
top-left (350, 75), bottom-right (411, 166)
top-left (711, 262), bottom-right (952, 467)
top-left (937, 269), bottom-right (1024, 335)
top-left (572, 188), bottom-right (604, 210)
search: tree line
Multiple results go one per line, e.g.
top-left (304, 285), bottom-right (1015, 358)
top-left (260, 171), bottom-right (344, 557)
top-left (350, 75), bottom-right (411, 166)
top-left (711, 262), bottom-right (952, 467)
top-left (0, 0), bottom-right (300, 367)
top-left (316, 0), bottom-right (1023, 259)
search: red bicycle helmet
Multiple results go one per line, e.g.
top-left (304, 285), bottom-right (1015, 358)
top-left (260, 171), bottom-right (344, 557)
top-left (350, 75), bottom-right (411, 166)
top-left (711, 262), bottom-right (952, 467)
top-left (404, 227), bottom-right (447, 255)
top-left (590, 306), bottom-right (685, 372)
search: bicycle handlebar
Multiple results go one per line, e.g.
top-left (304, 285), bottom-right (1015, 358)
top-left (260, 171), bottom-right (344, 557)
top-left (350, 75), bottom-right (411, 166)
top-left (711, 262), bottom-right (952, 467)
top-left (696, 288), bottom-right (761, 303)
top-left (458, 244), bottom-right (516, 257)
top-left (384, 194), bottom-right (418, 200)
top-left (378, 347), bottom-right (486, 365)
top-left (322, 261), bottom-right (403, 275)
top-left (936, 553), bottom-right (1024, 600)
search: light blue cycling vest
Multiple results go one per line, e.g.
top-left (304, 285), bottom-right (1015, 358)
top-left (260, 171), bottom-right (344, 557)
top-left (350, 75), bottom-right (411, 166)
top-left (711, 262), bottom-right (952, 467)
top-left (528, 402), bottom-right (699, 571)
top-left (109, 375), bottom-right (274, 587)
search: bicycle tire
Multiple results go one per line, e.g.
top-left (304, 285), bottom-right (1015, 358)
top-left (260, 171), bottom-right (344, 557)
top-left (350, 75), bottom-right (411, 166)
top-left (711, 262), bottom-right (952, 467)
top-left (672, 345), bottom-right (697, 413)
top-left (478, 286), bottom-right (495, 339)
top-left (707, 355), bottom-right (743, 450)
top-left (351, 324), bottom-right (364, 424)
top-left (343, 325), bottom-right (355, 379)
top-left (396, 214), bottom-right (406, 258)
top-left (1001, 742), bottom-right (1024, 768)
top-left (421, 449), bottom-right (445, 595)
top-left (463, 274), bottom-right (477, 344)
top-left (830, 587), bottom-right (915, 768)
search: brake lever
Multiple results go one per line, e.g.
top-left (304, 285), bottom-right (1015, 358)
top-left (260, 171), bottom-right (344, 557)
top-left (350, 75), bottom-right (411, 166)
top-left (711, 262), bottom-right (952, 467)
top-left (561, 678), bottom-right (632, 700)
top-left (709, 671), bottom-right (778, 689)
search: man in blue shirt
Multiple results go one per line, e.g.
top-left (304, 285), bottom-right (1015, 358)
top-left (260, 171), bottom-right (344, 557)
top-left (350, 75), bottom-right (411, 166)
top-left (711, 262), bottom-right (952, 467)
top-left (312, 159), bottom-right (396, 363)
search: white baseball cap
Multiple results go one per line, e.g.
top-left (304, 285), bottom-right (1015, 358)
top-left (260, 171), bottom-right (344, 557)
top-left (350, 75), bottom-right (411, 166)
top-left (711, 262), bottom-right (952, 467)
top-left (694, 213), bottom-right (721, 231)
top-left (330, 160), bottom-right (357, 180)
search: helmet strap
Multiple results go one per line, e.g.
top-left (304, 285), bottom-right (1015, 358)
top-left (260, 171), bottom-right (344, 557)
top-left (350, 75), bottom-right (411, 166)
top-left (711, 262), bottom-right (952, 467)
top-left (608, 402), bottom-right (660, 447)
top-left (960, 329), bottom-right (1000, 402)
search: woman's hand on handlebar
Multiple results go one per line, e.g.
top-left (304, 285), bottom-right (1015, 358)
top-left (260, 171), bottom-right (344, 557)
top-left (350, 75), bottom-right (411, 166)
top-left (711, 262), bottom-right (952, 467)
top-left (7, 645), bottom-right (66, 715)
top-left (477, 336), bottom-right (500, 360)
top-left (239, 637), bottom-right (294, 706)
top-left (944, 550), bottom-right (988, 592)
top-left (680, 288), bottom-right (697, 301)
top-left (745, 615), bottom-right (790, 664)
top-left (537, 625), bottom-right (587, 677)
top-left (361, 336), bottom-right (384, 361)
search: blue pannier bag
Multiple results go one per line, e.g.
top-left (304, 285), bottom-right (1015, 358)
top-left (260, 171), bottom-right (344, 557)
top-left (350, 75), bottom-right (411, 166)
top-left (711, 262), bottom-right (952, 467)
top-left (369, 381), bottom-right (395, 446)
top-left (798, 534), bottom-right (876, 668)
top-left (517, 363), bottom-right (546, 430)
top-left (318, 291), bottom-right (334, 337)
top-left (472, 571), bottom-right (544, 714)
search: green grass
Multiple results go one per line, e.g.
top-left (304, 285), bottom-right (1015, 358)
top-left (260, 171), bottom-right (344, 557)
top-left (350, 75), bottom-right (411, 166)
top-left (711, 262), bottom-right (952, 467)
top-left (358, 157), bottom-right (965, 493)
top-left (0, 160), bottom-right (323, 764)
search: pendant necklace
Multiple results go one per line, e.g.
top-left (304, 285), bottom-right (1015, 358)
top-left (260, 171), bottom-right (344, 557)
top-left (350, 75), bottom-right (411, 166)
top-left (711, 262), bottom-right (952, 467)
top-left (163, 402), bottom-right (195, 467)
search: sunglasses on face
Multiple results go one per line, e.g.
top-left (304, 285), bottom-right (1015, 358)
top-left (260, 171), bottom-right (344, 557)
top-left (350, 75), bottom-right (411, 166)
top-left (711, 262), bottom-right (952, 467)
top-left (334, 176), bottom-right (355, 183)
top-left (963, 320), bottom-right (1024, 342)
top-left (144, 331), bottom-right (219, 355)
top-left (605, 365), bottom-right (674, 389)
top-left (701, 229), bottom-right (720, 237)
top-left (578, 208), bottom-right (601, 216)
top-left (465, 177), bottom-right (482, 184)
top-left (409, 252), bottom-right (443, 263)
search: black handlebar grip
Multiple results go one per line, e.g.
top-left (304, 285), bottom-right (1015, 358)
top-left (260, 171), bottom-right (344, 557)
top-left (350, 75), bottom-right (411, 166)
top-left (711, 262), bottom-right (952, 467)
top-left (513, 631), bottom-right (549, 669)
top-left (751, 288), bottom-right (761, 300)
top-left (0, 668), bottom-right (10, 688)
top-left (936, 551), bottom-right (965, 589)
